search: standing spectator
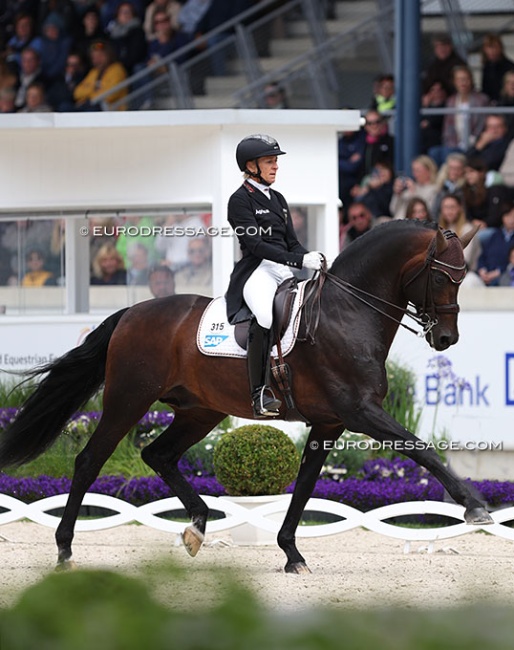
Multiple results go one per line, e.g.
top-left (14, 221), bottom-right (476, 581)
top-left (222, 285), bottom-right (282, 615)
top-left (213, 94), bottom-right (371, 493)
top-left (39, 12), bottom-right (72, 82)
top-left (390, 155), bottom-right (438, 219)
top-left (340, 201), bottom-right (374, 251)
top-left (477, 201), bottom-right (514, 286)
top-left (480, 33), bottom-right (514, 103)
top-left (438, 194), bottom-right (481, 272)
top-left (429, 65), bottom-right (490, 167)
top-left (370, 73), bottom-right (395, 115)
top-left (148, 265), bottom-right (175, 297)
top-left (466, 114), bottom-right (511, 171)
top-left (420, 81), bottom-right (448, 154)
top-left (422, 33), bottom-right (466, 95)
top-left (107, 1), bottom-right (147, 76)
top-left (90, 243), bottom-right (127, 285)
top-left (14, 46), bottom-right (45, 110)
top-left (144, 0), bottom-right (181, 40)
top-left (361, 109), bottom-right (394, 179)
top-left (73, 39), bottom-right (127, 110)
top-left (5, 13), bottom-right (42, 71)
top-left (18, 80), bottom-right (52, 111)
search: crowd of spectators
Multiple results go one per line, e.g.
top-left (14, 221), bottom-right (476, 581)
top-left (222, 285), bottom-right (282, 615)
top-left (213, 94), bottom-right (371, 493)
top-left (338, 32), bottom-right (514, 287)
top-left (0, 0), bottom-right (256, 112)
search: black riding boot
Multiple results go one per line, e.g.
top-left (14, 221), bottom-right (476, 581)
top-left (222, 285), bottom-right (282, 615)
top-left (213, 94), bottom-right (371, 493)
top-left (247, 319), bottom-right (282, 418)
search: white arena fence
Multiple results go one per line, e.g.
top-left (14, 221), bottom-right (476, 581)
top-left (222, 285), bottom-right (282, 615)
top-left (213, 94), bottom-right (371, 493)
top-left (2, 493), bottom-right (514, 548)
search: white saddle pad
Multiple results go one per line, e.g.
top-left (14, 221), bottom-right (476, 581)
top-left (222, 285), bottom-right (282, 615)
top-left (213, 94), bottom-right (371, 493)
top-left (197, 281), bottom-right (307, 359)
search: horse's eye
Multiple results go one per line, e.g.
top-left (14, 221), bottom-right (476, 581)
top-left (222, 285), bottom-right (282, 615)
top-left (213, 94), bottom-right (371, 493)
top-left (432, 272), bottom-right (446, 286)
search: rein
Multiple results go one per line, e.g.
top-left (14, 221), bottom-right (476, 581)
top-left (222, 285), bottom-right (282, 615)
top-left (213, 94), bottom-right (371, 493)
top-left (296, 233), bottom-right (466, 344)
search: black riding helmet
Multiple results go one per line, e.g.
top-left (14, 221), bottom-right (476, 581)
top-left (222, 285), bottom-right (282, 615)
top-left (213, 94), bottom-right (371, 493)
top-left (236, 134), bottom-right (286, 184)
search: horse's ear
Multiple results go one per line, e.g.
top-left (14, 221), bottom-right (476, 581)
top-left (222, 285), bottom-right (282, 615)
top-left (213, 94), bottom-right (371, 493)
top-left (459, 224), bottom-right (480, 250)
top-left (435, 227), bottom-right (448, 254)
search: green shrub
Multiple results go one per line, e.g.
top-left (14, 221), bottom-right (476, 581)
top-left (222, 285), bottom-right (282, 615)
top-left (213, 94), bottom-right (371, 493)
top-left (213, 425), bottom-right (300, 496)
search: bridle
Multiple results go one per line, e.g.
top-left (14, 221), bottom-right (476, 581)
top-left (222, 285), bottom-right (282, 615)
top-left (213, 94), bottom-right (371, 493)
top-left (299, 231), bottom-right (467, 343)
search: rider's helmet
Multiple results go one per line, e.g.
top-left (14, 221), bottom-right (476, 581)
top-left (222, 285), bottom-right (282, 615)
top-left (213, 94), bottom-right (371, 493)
top-left (236, 134), bottom-right (286, 172)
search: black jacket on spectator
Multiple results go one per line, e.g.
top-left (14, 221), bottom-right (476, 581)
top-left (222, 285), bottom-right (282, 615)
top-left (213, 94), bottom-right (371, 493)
top-left (482, 55), bottom-right (514, 102)
top-left (467, 136), bottom-right (511, 171)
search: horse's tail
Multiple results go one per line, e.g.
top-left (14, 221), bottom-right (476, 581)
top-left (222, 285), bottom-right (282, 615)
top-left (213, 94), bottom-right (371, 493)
top-left (0, 308), bottom-right (129, 469)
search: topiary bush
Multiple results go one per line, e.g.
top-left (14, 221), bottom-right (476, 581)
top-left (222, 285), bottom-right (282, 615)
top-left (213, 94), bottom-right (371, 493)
top-left (213, 425), bottom-right (300, 496)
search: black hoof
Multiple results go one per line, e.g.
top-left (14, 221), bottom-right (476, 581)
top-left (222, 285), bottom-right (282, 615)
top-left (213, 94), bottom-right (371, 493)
top-left (285, 562), bottom-right (312, 574)
top-left (464, 507), bottom-right (493, 525)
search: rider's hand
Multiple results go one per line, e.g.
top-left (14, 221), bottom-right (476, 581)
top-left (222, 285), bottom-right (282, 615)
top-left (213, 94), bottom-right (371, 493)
top-left (302, 251), bottom-right (324, 271)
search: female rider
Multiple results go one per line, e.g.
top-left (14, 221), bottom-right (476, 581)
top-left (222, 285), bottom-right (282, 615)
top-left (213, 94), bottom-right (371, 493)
top-left (225, 134), bottom-right (323, 418)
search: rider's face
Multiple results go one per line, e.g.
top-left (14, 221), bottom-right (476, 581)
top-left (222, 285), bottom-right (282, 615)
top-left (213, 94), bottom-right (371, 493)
top-left (248, 156), bottom-right (279, 184)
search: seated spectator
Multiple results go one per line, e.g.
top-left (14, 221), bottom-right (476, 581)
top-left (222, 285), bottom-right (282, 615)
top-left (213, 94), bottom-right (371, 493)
top-left (47, 50), bottom-right (87, 111)
top-left (145, 8), bottom-right (191, 69)
top-left (466, 114), bottom-right (511, 171)
top-left (73, 40), bottom-right (128, 110)
top-left (432, 152), bottom-right (467, 216)
top-left (5, 13), bottom-right (43, 72)
top-left (90, 243), bottom-right (127, 285)
top-left (390, 155), bottom-right (438, 219)
top-left (422, 33), bottom-right (466, 96)
top-left (144, 0), bottom-right (181, 40)
top-left (405, 197), bottom-right (433, 222)
top-left (100, 0), bottom-right (146, 30)
top-left (107, 1), bottom-right (147, 76)
top-left (339, 201), bottom-right (374, 251)
top-left (174, 236), bottom-right (212, 295)
top-left (14, 46), bottom-right (45, 110)
top-left (39, 12), bottom-right (72, 83)
top-left (499, 243), bottom-right (514, 286)
top-left (498, 70), bottom-right (514, 139)
top-left (21, 248), bottom-right (57, 286)
top-left (350, 159), bottom-right (394, 219)
top-left (0, 87), bottom-right (17, 113)
top-left (338, 126), bottom-right (366, 210)
top-left (126, 242), bottom-right (151, 285)
top-left (361, 109), bottom-right (394, 178)
top-left (37, 0), bottom-right (78, 38)
top-left (18, 80), bottom-right (52, 111)
top-left (75, 7), bottom-right (107, 62)
top-left (263, 81), bottom-right (289, 109)
top-left (477, 201), bottom-right (514, 286)
top-left (370, 73), bottom-right (395, 115)
top-left (438, 194), bottom-right (481, 272)
top-left (420, 81), bottom-right (448, 154)
top-left (463, 156), bottom-right (510, 230)
top-left (148, 264), bottom-right (175, 297)
top-left (480, 33), bottom-right (514, 103)
top-left (429, 65), bottom-right (490, 167)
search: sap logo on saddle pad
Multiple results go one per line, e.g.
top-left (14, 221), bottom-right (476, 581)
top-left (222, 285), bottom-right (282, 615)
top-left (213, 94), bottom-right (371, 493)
top-left (255, 209), bottom-right (270, 215)
top-left (204, 334), bottom-right (229, 348)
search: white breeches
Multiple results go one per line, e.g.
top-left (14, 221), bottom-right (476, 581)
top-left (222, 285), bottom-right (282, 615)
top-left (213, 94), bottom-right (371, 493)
top-left (243, 259), bottom-right (294, 329)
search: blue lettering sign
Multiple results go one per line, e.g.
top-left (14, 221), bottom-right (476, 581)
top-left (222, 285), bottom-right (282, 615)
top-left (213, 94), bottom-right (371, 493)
top-left (424, 375), bottom-right (490, 407)
top-left (204, 335), bottom-right (229, 348)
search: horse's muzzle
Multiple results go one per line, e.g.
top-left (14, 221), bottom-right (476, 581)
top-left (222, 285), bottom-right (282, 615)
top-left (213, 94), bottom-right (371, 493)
top-left (428, 328), bottom-right (459, 351)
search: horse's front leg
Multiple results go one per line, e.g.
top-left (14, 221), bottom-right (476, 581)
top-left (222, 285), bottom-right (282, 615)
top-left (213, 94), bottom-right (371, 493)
top-left (141, 408), bottom-right (225, 557)
top-left (277, 424), bottom-right (341, 574)
top-left (347, 403), bottom-right (493, 525)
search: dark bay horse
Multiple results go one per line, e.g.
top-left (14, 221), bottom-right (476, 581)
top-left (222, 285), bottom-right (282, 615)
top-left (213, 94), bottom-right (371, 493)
top-left (0, 220), bottom-right (493, 573)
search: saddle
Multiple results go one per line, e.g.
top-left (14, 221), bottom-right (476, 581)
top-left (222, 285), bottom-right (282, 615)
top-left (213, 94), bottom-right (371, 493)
top-left (234, 277), bottom-right (298, 350)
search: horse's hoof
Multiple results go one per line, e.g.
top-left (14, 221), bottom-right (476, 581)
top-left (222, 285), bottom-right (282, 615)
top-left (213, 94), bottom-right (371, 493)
top-left (182, 525), bottom-right (204, 557)
top-left (464, 507), bottom-right (493, 525)
top-left (55, 560), bottom-right (77, 572)
top-left (285, 562), bottom-right (312, 574)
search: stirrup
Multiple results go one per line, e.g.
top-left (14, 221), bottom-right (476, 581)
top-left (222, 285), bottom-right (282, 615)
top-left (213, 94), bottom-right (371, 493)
top-left (252, 386), bottom-right (281, 418)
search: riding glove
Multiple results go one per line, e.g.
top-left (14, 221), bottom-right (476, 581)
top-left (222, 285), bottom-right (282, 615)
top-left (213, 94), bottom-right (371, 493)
top-left (302, 251), bottom-right (324, 271)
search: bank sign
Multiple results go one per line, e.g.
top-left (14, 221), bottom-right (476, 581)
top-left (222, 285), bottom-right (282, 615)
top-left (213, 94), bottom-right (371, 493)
top-left (390, 312), bottom-right (514, 447)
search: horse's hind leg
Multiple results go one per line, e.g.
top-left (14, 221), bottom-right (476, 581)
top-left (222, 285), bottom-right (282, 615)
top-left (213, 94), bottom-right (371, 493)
top-left (278, 424), bottom-right (339, 574)
top-left (55, 397), bottom-right (155, 568)
top-left (141, 408), bottom-right (225, 557)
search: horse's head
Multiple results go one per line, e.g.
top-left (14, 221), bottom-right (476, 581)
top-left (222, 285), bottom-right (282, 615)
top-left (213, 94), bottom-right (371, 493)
top-left (402, 227), bottom-right (476, 351)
